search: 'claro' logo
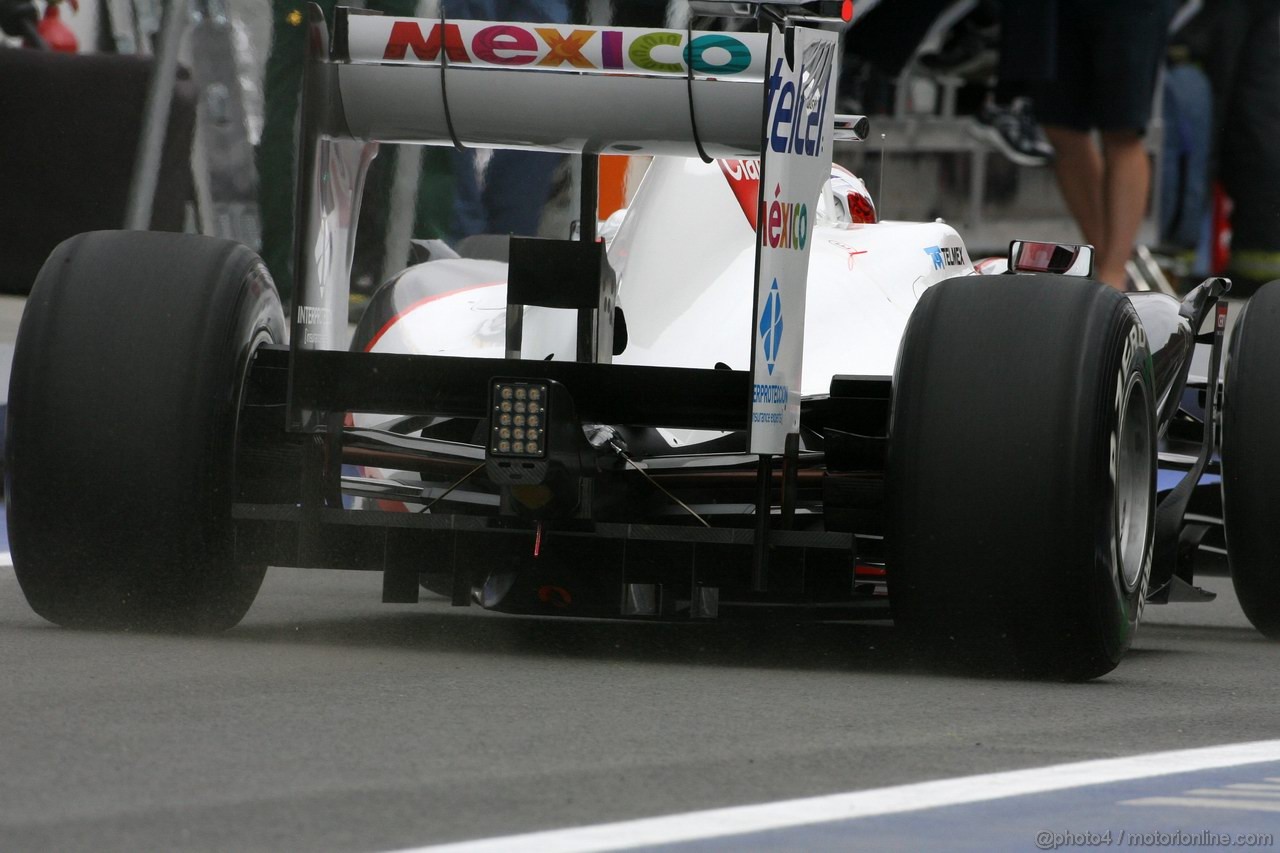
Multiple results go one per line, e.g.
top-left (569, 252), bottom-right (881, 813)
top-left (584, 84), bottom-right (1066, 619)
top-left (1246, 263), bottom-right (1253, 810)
top-left (380, 20), bottom-right (758, 77)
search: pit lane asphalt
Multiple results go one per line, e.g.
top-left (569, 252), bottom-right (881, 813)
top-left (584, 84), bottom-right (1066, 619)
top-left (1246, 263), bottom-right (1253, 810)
top-left (2, 563), bottom-right (1279, 852)
top-left (3, 292), bottom-right (1280, 852)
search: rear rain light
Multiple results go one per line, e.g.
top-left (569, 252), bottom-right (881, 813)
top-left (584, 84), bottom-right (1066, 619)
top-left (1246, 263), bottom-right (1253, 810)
top-left (491, 381), bottom-right (548, 458)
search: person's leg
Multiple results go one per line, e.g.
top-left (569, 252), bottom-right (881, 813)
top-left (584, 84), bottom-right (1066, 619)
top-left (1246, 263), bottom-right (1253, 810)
top-left (481, 150), bottom-right (563, 237)
top-left (257, 6), bottom-right (305, 304)
top-left (443, 1), bottom-right (570, 23)
top-left (450, 149), bottom-right (489, 241)
top-left (442, 0), bottom-right (570, 242)
top-left (258, 0), bottom-right (342, 307)
top-left (1215, 0), bottom-right (1280, 294)
top-left (413, 147), bottom-right (455, 240)
top-left (1043, 125), bottom-right (1107, 251)
top-left (1097, 131), bottom-right (1151, 290)
top-left (1076, 0), bottom-right (1174, 290)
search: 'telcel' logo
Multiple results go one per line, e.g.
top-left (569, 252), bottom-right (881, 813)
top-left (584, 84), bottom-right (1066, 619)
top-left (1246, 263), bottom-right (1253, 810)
top-left (765, 38), bottom-right (835, 158)
top-left (759, 279), bottom-right (784, 375)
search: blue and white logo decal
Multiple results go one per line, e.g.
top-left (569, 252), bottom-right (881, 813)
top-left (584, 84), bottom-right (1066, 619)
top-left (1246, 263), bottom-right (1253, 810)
top-left (758, 279), bottom-right (784, 375)
top-left (925, 245), bottom-right (964, 270)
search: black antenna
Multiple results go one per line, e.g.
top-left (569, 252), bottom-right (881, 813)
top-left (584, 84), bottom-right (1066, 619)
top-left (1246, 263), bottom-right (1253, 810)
top-left (878, 133), bottom-right (887, 218)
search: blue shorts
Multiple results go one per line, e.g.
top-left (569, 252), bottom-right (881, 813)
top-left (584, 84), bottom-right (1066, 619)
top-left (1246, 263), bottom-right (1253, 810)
top-left (1036, 0), bottom-right (1176, 133)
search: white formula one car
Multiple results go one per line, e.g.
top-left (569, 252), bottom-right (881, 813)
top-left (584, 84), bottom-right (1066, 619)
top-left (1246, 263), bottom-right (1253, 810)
top-left (9, 1), bottom-right (1278, 681)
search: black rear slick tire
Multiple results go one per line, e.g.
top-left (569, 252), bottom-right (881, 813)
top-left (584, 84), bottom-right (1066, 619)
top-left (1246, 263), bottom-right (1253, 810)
top-left (7, 230), bottom-right (285, 631)
top-left (888, 276), bottom-right (1155, 680)
top-left (1222, 281), bottom-right (1280, 638)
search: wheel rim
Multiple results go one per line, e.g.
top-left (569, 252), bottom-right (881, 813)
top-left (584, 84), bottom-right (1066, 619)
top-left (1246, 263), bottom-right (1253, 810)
top-left (1115, 372), bottom-right (1153, 592)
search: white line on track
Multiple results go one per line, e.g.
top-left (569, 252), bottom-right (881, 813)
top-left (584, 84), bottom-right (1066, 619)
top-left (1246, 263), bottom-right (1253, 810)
top-left (404, 740), bottom-right (1280, 853)
top-left (1123, 796), bottom-right (1280, 813)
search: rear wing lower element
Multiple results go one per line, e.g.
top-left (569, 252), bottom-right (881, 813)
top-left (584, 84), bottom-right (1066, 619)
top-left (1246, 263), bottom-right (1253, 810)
top-left (288, 4), bottom-right (840, 458)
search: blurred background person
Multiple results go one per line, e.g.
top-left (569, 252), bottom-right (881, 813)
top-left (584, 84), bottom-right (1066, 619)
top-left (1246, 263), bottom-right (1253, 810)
top-left (443, 0), bottom-right (570, 243)
top-left (1194, 0), bottom-right (1280, 296)
top-left (845, 0), bottom-right (1056, 166)
top-left (1036, 0), bottom-right (1178, 291)
top-left (258, 0), bottom-right (444, 307)
top-left (258, 0), bottom-right (571, 314)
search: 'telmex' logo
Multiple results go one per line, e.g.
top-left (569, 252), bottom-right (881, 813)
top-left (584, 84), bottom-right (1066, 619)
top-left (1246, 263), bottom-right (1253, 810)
top-left (924, 245), bottom-right (965, 270)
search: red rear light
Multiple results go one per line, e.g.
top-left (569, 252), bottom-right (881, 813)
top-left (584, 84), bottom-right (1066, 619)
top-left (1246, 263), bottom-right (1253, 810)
top-left (847, 192), bottom-right (877, 224)
top-left (842, 0), bottom-right (853, 21)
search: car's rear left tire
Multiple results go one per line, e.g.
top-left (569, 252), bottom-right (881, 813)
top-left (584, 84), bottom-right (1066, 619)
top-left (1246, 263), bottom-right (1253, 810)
top-left (1222, 281), bottom-right (1280, 638)
top-left (8, 230), bottom-right (285, 631)
top-left (888, 276), bottom-right (1155, 680)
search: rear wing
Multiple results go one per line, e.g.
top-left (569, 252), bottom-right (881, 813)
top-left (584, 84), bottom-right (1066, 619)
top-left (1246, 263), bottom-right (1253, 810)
top-left (335, 13), bottom-right (770, 154)
top-left (288, 4), bottom-right (844, 458)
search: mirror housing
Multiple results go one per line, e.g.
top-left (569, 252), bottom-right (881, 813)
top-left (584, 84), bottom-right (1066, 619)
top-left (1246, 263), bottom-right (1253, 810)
top-left (1008, 240), bottom-right (1095, 278)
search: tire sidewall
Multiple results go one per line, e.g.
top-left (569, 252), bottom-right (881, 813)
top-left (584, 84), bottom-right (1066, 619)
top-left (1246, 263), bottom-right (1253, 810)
top-left (184, 256), bottom-right (285, 626)
top-left (1087, 309), bottom-right (1154, 665)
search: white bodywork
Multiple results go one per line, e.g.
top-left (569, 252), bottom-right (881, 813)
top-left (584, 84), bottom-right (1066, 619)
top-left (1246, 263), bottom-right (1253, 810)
top-left (368, 156), bottom-right (975, 397)
top-left (318, 12), bottom-right (975, 426)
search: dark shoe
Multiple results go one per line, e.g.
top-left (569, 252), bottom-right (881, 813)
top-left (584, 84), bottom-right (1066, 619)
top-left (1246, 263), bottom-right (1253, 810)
top-left (971, 100), bottom-right (1054, 167)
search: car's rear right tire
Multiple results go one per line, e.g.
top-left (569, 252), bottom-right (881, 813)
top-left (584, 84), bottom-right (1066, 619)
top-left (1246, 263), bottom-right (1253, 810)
top-left (888, 276), bottom-right (1155, 680)
top-left (8, 230), bottom-right (285, 631)
top-left (1222, 281), bottom-right (1280, 638)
